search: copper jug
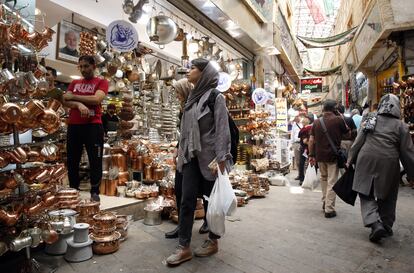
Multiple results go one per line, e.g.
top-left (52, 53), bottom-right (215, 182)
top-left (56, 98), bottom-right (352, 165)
top-left (0, 102), bottom-right (22, 124)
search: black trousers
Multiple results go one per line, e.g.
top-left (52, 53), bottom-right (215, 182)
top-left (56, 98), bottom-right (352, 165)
top-left (178, 158), bottom-right (220, 247)
top-left (67, 124), bottom-right (104, 195)
top-left (298, 154), bottom-right (306, 182)
top-left (174, 170), bottom-right (183, 217)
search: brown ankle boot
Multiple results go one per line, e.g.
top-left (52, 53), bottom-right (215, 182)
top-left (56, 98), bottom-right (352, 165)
top-left (194, 239), bottom-right (218, 257)
top-left (166, 245), bottom-right (192, 266)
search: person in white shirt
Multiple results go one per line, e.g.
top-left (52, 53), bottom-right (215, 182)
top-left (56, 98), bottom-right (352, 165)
top-left (290, 115), bottom-right (302, 175)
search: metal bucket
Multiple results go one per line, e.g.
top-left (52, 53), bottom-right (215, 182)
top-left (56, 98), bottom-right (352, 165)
top-left (143, 208), bottom-right (162, 226)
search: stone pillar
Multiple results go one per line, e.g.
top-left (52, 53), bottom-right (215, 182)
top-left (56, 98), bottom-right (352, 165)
top-left (254, 55), bottom-right (265, 89)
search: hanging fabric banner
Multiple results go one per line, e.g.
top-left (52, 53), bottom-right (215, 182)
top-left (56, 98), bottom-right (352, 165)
top-left (297, 26), bottom-right (359, 48)
top-left (323, 0), bottom-right (335, 18)
top-left (305, 0), bottom-right (325, 24)
top-left (303, 65), bottom-right (342, 77)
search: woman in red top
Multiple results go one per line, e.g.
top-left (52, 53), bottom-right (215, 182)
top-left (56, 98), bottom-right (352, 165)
top-left (63, 55), bottom-right (108, 202)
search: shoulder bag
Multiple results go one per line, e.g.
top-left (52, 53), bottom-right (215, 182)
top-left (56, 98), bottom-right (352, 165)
top-left (319, 117), bottom-right (347, 168)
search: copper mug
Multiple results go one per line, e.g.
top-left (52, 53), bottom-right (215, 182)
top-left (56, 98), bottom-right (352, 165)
top-left (39, 26), bottom-right (55, 41)
top-left (0, 102), bottom-right (22, 123)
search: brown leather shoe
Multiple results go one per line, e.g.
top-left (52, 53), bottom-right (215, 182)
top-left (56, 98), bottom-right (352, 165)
top-left (166, 245), bottom-right (192, 266)
top-left (194, 239), bottom-right (218, 257)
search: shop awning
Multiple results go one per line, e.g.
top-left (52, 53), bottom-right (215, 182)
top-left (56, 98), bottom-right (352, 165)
top-left (303, 65), bottom-right (342, 76)
top-left (297, 26), bottom-right (359, 48)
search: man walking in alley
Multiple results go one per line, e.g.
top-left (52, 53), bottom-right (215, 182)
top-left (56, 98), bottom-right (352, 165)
top-left (308, 100), bottom-right (349, 218)
top-left (290, 113), bottom-right (302, 174)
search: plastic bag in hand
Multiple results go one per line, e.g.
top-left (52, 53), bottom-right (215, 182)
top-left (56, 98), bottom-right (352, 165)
top-left (301, 165), bottom-right (319, 190)
top-left (205, 168), bottom-right (237, 236)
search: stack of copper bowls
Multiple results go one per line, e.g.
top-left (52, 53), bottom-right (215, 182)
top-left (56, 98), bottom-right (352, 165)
top-left (90, 212), bottom-right (121, 254)
top-left (57, 188), bottom-right (80, 209)
top-left (75, 201), bottom-right (100, 226)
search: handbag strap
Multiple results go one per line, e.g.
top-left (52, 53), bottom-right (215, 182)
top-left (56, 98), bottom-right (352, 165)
top-left (319, 117), bottom-right (339, 154)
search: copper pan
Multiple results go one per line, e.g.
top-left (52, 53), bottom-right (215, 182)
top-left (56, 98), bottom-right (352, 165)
top-left (4, 176), bottom-right (17, 189)
top-left (57, 188), bottom-right (79, 197)
top-left (27, 150), bottom-right (41, 162)
top-left (91, 233), bottom-right (120, 254)
top-left (0, 103), bottom-right (22, 124)
top-left (76, 201), bottom-right (100, 216)
top-left (0, 208), bottom-right (20, 226)
top-left (0, 119), bottom-right (12, 134)
top-left (43, 194), bottom-right (57, 207)
top-left (0, 153), bottom-right (9, 168)
top-left (25, 201), bottom-right (45, 216)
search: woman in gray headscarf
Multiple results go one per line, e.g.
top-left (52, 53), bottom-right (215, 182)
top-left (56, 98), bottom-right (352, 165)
top-left (165, 78), bottom-right (193, 239)
top-left (348, 94), bottom-right (414, 243)
top-left (166, 58), bottom-right (231, 266)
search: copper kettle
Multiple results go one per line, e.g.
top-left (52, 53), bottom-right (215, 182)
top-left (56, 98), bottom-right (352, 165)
top-left (39, 99), bottom-right (61, 134)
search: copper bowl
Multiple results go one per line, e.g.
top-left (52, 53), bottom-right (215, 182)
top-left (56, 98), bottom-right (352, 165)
top-left (91, 232), bottom-right (121, 255)
top-left (93, 212), bottom-right (117, 230)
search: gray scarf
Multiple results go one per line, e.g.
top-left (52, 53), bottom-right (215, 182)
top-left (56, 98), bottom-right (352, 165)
top-left (362, 94), bottom-right (401, 133)
top-left (177, 62), bottom-right (219, 172)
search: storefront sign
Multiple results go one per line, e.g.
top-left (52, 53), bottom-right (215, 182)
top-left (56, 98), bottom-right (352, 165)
top-left (275, 98), bottom-right (288, 132)
top-left (107, 20), bottom-right (138, 52)
top-left (252, 88), bottom-right (268, 105)
top-left (217, 72), bottom-right (232, 92)
top-left (300, 78), bottom-right (322, 93)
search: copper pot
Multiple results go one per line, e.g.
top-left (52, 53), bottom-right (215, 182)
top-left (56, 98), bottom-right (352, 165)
top-left (153, 167), bottom-right (164, 181)
top-left (92, 225), bottom-right (117, 237)
top-left (112, 153), bottom-right (127, 171)
top-left (91, 236), bottom-right (120, 254)
top-left (76, 201), bottom-right (100, 216)
top-left (102, 155), bottom-right (111, 171)
top-left (117, 172), bottom-right (129, 186)
top-left (0, 103), bottom-right (22, 124)
top-left (25, 99), bottom-right (45, 118)
top-left (131, 155), bottom-right (143, 171)
top-left (100, 179), bottom-right (107, 195)
top-left (47, 99), bottom-right (62, 112)
top-left (93, 212), bottom-right (117, 230)
top-left (105, 179), bottom-right (117, 196)
top-left (144, 165), bottom-right (152, 180)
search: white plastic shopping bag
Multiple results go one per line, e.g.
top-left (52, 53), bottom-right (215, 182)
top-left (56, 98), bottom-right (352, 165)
top-left (301, 165), bottom-right (319, 190)
top-left (205, 168), bottom-right (237, 236)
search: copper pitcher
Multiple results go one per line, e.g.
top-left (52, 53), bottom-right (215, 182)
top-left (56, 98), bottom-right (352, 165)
top-left (0, 102), bottom-right (22, 124)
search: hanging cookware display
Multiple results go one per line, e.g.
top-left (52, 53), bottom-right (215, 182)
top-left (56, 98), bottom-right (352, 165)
top-left (146, 13), bottom-right (178, 48)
